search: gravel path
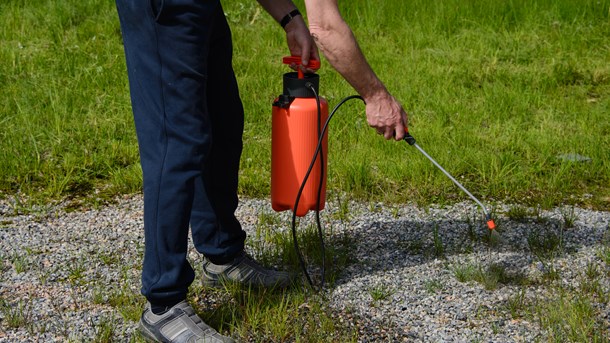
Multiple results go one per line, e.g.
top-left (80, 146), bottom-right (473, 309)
top-left (1, 195), bottom-right (609, 342)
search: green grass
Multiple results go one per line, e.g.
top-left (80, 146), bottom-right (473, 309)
top-left (248, 209), bottom-right (355, 286)
top-left (91, 316), bottom-right (116, 343)
top-left (0, 297), bottom-right (32, 329)
top-left (452, 262), bottom-right (528, 290)
top-left (10, 252), bottom-right (28, 274)
top-left (506, 204), bottom-right (530, 222)
top-left (189, 212), bottom-right (358, 342)
top-left (194, 285), bottom-right (356, 342)
top-left (1, 0), bottom-right (609, 210)
top-left (369, 284), bottom-right (395, 302)
top-left (504, 286), bottom-right (608, 342)
top-left (424, 279), bottom-right (444, 294)
top-left (534, 291), bottom-right (608, 343)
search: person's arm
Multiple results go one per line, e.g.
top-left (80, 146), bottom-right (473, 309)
top-left (256, 0), bottom-right (319, 67)
top-left (304, 0), bottom-right (407, 140)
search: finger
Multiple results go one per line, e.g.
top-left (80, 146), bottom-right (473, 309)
top-left (301, 44), bottom-right (310, 68)
top-left (310, 43), bottom-right (320, 63)
top-left (384, 128), bottom-right (395, 140)
top-left (394, 122), bottom-right (406, 141)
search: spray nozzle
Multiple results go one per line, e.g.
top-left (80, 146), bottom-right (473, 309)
top-left (283, 56), bottom-right (321, 79)
top-left (485, 213), bottom-right (496, 230)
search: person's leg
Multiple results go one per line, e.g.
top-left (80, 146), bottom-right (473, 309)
top-left (115, 0), bottom-right (220, 307)
top-left (189, 3), bottom-right (246, 263)
top-left (188, 4), bottom-right (295, 289)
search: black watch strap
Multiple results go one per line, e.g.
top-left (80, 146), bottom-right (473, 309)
top-left (280, 9), bottom-right (301, 28)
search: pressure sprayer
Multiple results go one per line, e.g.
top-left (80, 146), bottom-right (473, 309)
top-left (271, 56), bottom-right (327, 216)
top-left (270, 56), bottom-right (496, 289)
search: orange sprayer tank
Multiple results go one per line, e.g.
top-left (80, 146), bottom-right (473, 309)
top-left (271, 57), bottom-right (328, 217)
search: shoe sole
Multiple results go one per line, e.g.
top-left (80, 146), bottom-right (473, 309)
top-left (138, 320), bottom-right (159, 343)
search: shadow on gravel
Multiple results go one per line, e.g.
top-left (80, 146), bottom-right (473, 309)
top-left (330, 215), bottom-right (609, 286)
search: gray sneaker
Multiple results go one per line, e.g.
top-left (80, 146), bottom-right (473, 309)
top-left (202, 252), bottom-right (295, 289)
top-left (139, 300), bottom-right (234, 343)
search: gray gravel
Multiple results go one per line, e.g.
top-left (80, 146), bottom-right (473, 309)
top-left (1, 195), bottom-right (609, 342)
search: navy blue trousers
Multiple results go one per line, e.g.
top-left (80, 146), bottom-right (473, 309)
top-left (116, 0), bottom-right (246, 305)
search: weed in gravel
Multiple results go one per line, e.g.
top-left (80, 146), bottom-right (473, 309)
top-left (527, 226), bottom-right (563, 265)
top-left (367, 202), bottom-right (384, 213)
top-left (390, 205), bottom-right (401, 219)
top-left (482, 228), bottom-right (501, 248)
top-left (0, 253), bottom-right (6, 273)
top-left (106, 269), bottom-right (145, 322)
top-left (560, 206), bottom-right (578, 228)
top-left (579, 277), bottom-right (604, 300)
top-left (0, 297), bottom-right (32, 329)
top-left (91, 315), bottom-right (116, 343)
top-left (252, 218), bottom-right (354, 286)
top-left (108, 286), bottom-right (144, 323)
top-left (578, 264), bottom-right (607, 302)
top-left (597, 225), bottom-right (610, 266)
top-left (400, 236), bottom-right (424, 255)
top-left (67, 259), bottom-right (88, 286)
top-left (478, 264), bottom-right (506, 290)
top-left (491, 321), bottom-right (501, 335)
top-left (602, 224), bottom-right (610, 246)
top-left (129, 334), bottom-right (148, 343)
top-left (257, 211), bottom-right (283, 228)
top-left (187, 214), bottom-right (358, 342)
top-left (195, 284), bottom-right (356, 342)
top-left (92, 285), bottom-right (107, 305)
top-left (597, 247), bottom-right (610, 267)
top-left (424, 279), bottom-right (444, 294)
top-left (527, 225), bottom-right (565, 282)
top-left (453, 263), bottom-right (526, 290)
top-left (369, 284), bottom-right (395, 302)
top-left (585, 262), bottom-right (601, 280)
top-left (10, 253), bottom-right (28, 274)
top-left (37, 268), bottom-right (51, 285)
top-left (506, 205), bottom-right (530, 222)
top-left (98, 251), bottom-right (120, 266)
top-left (466, 215), bottom-right (479, 242)
top-left (506, 289), bottom-right (527, 319)
top-left (331, 194), bottom-right (351, 223)
top-left (432, 224), bottom-right (445, 258)
top-left (453, 263), bottom-right (478, 283)
top-left (248, 211), bottom-right (283, 266)
top-left (534, 291), bottom-right (607, 343)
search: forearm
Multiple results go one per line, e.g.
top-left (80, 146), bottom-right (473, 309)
top-left (256, 0), bottom-right (298, 24)
top-left (309, 20), bottom-right (387, 102)
top-left (304, 0), bottom-right (407, 140)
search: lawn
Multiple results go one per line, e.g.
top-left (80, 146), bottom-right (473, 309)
top-left (0, 0), bottom-right (608, 211)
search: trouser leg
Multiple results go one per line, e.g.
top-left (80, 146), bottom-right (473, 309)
top-left (189, 2), bottom-right (246, 264)
top-left (116, 0), bottom-right (244, 305)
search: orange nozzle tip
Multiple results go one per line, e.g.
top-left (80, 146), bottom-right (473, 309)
top-left (487, 220), bottom-right (496, 230)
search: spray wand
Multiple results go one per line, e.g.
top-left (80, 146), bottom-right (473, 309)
top-left (402, 131), bottom-right (496, 231)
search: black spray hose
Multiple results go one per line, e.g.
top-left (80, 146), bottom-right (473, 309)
top-left (291, 86), bottom-right (364, 290)
top-left (291, 93), bottom-right (496, 290)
